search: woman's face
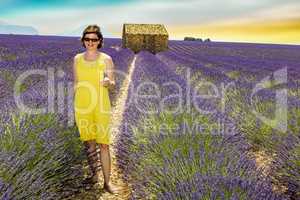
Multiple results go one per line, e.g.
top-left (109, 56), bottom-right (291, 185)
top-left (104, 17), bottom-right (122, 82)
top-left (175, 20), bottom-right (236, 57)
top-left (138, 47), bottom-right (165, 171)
top-left (83, 33), bottom-right (100, 50)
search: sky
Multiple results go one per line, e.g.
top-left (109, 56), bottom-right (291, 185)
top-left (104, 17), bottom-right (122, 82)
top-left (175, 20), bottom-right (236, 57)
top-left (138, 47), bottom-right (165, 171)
top-left (0, 0), bottom-right (300, 44)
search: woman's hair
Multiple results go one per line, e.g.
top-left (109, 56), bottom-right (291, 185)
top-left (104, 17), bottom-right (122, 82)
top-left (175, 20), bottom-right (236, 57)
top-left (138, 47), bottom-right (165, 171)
top-left (81, 24), bottom-right (104, 49)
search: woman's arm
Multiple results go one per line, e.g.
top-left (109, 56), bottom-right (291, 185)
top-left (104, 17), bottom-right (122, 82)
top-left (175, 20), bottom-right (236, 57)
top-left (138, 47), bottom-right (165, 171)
top-left (104, 56), bottom-right (116, 90)
top-left (73, 56), bottom-right (78, 93)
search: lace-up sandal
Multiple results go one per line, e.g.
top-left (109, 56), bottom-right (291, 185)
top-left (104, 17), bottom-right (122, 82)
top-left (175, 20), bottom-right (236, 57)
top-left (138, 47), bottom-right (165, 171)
top-left (82, 147), bottom-right (102, 186)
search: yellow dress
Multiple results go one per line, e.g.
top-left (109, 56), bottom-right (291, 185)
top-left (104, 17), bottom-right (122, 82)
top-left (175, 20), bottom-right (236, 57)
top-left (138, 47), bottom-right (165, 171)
top-left (74, 52), bottom-right (112, 144)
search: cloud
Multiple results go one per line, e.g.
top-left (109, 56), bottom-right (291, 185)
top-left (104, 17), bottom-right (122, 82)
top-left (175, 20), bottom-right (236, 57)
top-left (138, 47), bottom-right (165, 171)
top-left (167, 3), bottom-right (300, 44)
top-left (0, 20), bottom-right (8, 25)
top-left (1, 0), bottom-right (299, 39)
top-left (208, 2), bottom-right (300, 25)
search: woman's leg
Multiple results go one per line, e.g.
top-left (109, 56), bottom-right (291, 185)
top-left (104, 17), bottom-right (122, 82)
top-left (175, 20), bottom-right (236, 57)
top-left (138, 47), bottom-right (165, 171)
top-left (99, 144), bottom-right (111, 184)
top-left (84, 140), bottom-right (101, 183)
top-left (99, 143), bottom-right (120, 194)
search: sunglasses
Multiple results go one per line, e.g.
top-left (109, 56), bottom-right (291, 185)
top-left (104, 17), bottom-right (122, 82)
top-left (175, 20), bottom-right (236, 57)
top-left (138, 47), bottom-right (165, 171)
top-left (83, 38), bottom-right (100, 42)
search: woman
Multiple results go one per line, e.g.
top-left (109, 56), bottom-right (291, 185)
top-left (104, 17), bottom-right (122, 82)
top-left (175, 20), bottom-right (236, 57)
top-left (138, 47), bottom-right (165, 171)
top-left (73, 24), bottom-right (118, 194)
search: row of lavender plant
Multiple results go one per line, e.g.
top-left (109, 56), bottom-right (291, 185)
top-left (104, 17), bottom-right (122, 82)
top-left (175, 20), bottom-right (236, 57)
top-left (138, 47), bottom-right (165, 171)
top-left (166, 42), bottom-right (300, 86)
top-left (0, 35), bottom-right (85, 199)
top-left (0, 110), bottom-right (86, 199)
top-left (168, 40), bottom-right (300, 68)
top-left (0, 36), bottom-right (131, 114)
top-left (166, 41), bottom-right (300, 143)
top-left (115, 51), bottom-right (287, 199)
top-left (159, 41), bottom-right (299, 199)
top-left (0, 34), bottom-right (121, 62)
top-left (0, 35), bottom-right (132, 198)
top-left (270, 133), bottom-right (300, 199)
top-left (168, 41), bottom-right (300, 93)
top-left (158, 42), bottom-right (300, 146)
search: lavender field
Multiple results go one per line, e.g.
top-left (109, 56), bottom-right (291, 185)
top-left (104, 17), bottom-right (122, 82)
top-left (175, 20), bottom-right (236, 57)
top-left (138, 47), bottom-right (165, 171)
top-left (0, 34), bottom-right (299, 200)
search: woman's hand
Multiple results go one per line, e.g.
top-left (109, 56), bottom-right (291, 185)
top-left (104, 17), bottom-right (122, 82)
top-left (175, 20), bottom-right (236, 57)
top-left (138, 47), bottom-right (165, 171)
top-left (100, 77), bottom-right (111, 87)
top-left (100, 77), bottom-right (116, 90)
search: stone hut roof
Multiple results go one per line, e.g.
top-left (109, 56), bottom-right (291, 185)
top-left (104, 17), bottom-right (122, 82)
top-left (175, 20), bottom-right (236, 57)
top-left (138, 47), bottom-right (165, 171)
top-left (123, 23), bottom-right (168, 36)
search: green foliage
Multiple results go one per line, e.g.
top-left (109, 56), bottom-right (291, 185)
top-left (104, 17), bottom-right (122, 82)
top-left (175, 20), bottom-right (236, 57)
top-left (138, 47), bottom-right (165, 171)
top-left (226, 70), bottom-right (240, 80)
top-left (0, 69), bottom-right (33, 95)
top-left (223, 87), bottom-right (296, 151)
top-left (0, 112), bottom-right (85, 199)
top-left (129, 108), bottom-right (250, 198)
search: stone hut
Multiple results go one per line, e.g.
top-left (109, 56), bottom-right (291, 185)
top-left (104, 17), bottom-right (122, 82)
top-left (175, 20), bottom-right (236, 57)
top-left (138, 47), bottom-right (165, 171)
top-left (122, 23), bottom-right (169, 54)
